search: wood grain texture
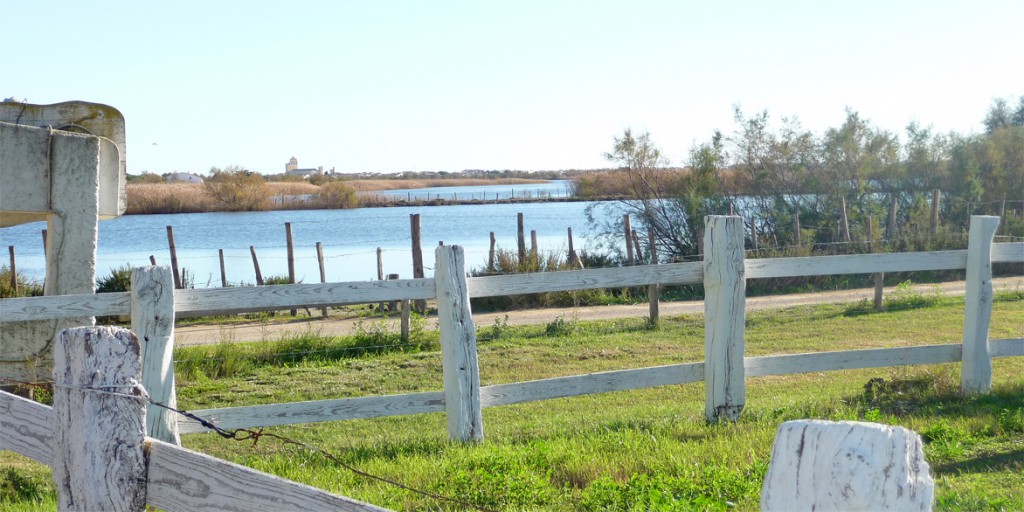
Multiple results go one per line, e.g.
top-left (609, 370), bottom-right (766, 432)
top-left (145, 439), bottom-right (387, 512)
top-left (467, 261), bottom-right (703, 298)
top-left (746, 250), bottom-right (967, 279)
top-left (52, 326), bottom-right (147, 512)
top-left (435, 245), bottom-right (483, 442)
top-left (175, 392), bottom-right (445, 434)
top-left (173, 278), bottom-right (436, 315)
top-left (761, 420), bottom-right (933, 511)
top-left (479, 363), bottom-right (704, 407)
top-left (962, 216), bottom-right (1000, 394)
top-left (0, 390), bottom-right (53, 465)
top-left (0, 292), bottom-right (130, 322)
top-left (745, 345), bottom-right (962, 377)
top-left (703, 216), bottom-right (746, 423)
top-left (132, 266), bottom-right (180, 445)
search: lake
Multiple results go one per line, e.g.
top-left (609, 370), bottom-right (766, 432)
top-left (0, 197), bottom-right (612, 288)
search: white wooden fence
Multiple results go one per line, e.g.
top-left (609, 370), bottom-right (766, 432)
top-left (2, 215), bottom-right (1022, 452)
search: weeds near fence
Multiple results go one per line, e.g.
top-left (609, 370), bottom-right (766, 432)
top-left (0, 266), bottom-right (42, 299)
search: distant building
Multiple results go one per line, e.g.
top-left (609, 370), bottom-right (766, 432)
top-left (285, 156), bottom-right (323, 178)
top-left (163, 172), bottom-right (203, 183)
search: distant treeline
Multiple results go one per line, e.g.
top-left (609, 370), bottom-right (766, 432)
top-left (577, 97), bottom-right (1024, 260)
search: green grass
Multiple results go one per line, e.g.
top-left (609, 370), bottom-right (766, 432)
top-left (2, 295), bottom-right (1022, 510)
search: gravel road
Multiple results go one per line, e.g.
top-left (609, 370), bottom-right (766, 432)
top-left (175, 277), bottom-right (1023, 346)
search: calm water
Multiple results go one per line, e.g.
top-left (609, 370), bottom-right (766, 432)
top-left (0, 197), bottom-right (608, 288)
top-left (372, 180), bottom-right (573, 201)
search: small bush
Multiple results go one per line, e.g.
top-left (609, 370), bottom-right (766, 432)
top-left (0, 265), bottom-right (43, 298)
top-left (314, 181), bottom-right (359, 209)
top-left (96, 264), bottom-right (133, 293)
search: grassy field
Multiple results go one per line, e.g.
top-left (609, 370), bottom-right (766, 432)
top-left (2, 293), bottom-right (1022, 510)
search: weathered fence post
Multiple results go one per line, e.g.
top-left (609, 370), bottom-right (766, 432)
top-left (624, 214), bottom-right (634, 264)
top-left (166, 225), bottom-right (182, 289)
top-left (316, 242), bottom-right (327, 317)
top-left (761, 420), bottom-right (934, 511)
top-left (930, 189), bottom-right (941, 234)
top-left (488, 231), bottom-right (496, 272)
top-left (517, 212), bottom-right (526, 262)
top-left (249, 245), bottom-right (264, 286)
top-left (7, 245), bottom-right (16, 293)
top-left (218, 249), bottom-right (227, 287)
top-left (434, 245), bottom-right (483, 442)
top-left (703, 216), bottom-right (746, 423)
top-left (410, 213), bottom-right (425, 314)
top-left (285, 223), bottom-right (297, 316)
top-left (52, 326), bottom-right (147, 511)
top-left (961, 215), bottom-right (1000, 394)
top-left (131, 266), bottom-right (180, 445)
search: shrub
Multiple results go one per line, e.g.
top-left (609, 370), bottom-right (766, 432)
top-left (315, 181), bottom-right (359, 209)
top-left (0, 265), bottom-right (43, 298)
top-left (96, 264), bottom-right (133, 293)
top-left (203, 166), bottom-right (270, 211)
top-left (470, 248), bottom-right (621, 310)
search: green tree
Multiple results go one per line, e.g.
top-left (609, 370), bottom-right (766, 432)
top-left (203, 166), bottom-right (270, 211)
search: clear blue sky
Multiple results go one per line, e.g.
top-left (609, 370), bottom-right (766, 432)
top-left (5, 1), bottom-right (1021, 175)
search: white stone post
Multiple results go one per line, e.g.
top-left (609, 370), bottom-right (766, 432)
top-left (761, 420), bottom-right (934, 511)
top-left (961, 215), bottom-right (1000, 394)
top-left (703, 215), bottom-right (746, 423)
top-left (132, 266), bottom-right (180, 445)
top-left (434, 245), bottom-right (483, 442)
top-left (52, 326), bottom-right (147, 511)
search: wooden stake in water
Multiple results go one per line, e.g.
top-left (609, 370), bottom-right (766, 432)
top-left (218, 249), bottom-right (227, 287)
top-left (8, 246), bottom-right (16, 293)
top-left (166, 225), bottom-right (182, 289)
top-left (285, 222), bottom-right (296, 315)
top-left (517, 212), bottom-right (526, 262)
top-left (410, 213), bottom-right (425, 314)
top-left (250, 245), bottom-right (264, 286)
top-left (624, 214), bottom-right (634, 265)
top-left (317, 242), bottom-right (327, 317)
top-left (529, 230), bottom-right (538, 265)
top-left (488, 231), bottom-right (496, 272)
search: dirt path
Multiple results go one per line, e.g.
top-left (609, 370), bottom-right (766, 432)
top-left (175, 277), bottom-right (1024, 346)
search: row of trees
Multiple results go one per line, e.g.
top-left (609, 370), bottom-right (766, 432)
top-left (587, 97), bottom-right (1024, 260)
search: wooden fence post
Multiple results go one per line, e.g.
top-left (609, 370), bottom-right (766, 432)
top-left (377, 247), bottom-right (385, 312)
top-left (52, 326), bottom-right (147, 511)
top-left (517, 212), bottom-right (526, 262)
top-left (218, 249), bottom-right (227, 287)
top-left (931, 189), bottom-right (941, 234)
top-left (886, 195), bottom-right (898, 239)
top-left (131, 266), bottom-right (180, 445)
top-left (7, 246), bottom-right (16, 293)
top-left (285, 223), bottom-right (296, 316)
top-left (166, 225), bottom-right (182, 289)
top-left (703, 215), bottom-right (746, 423)
top-left (624, 214), bottom-right (634, 264)
top-left (961, 215), bottom-right (1000, 394)
top-left (317, 242), bottom-right (328, 317)
top-left (434, 245), bottom-right (483, 442)
top-left (250, 246), bottom-right (264, 286)
top-left (839, 195), bottom-right (851, 242)
top-left (410, 214), bottom-right (425, 314)
top-left (488, 231), bottom-right (496, 272)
